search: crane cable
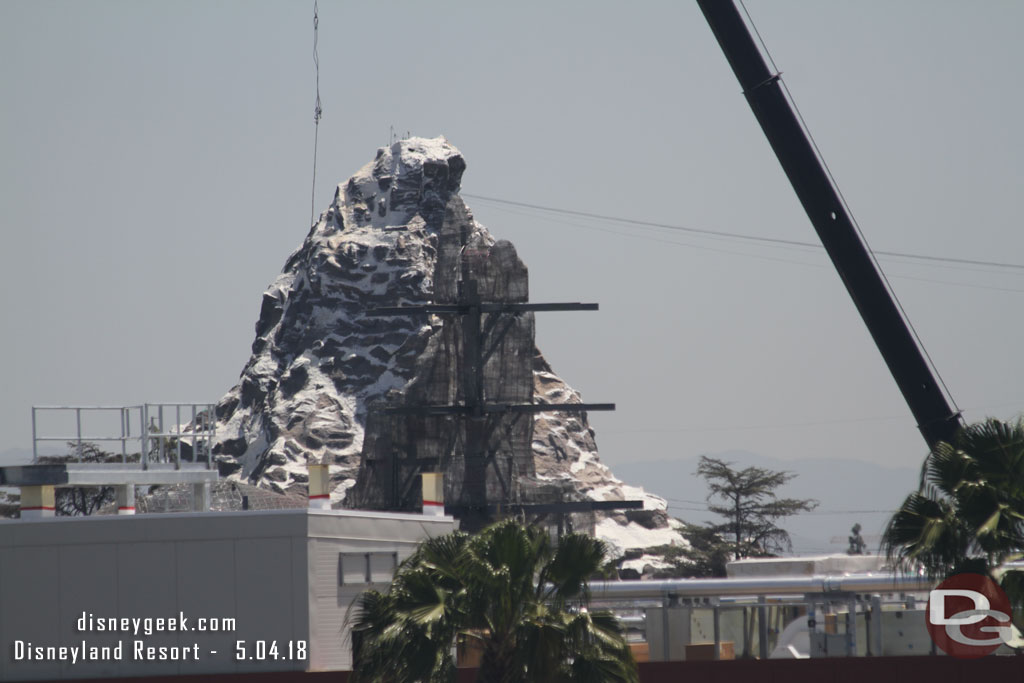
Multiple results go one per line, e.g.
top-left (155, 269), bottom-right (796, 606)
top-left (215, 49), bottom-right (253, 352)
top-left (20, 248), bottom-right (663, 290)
top-left (737, 0), bottom-right (962, 416)
top-left (310, 1), bottom-right (323, 226)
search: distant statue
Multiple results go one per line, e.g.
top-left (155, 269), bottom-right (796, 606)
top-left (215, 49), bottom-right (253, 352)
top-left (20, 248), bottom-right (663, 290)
top-left (847, 523), bottom-right (866, 555)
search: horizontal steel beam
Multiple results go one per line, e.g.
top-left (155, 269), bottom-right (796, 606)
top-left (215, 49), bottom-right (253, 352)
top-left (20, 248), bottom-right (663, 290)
top-left (502, 403), bottom-right (615, 414)
top-left (382, 403), bottom-right (615, 416)
top-left (590, 574), bottom-right (936, 600)
top-left (366, 302), bottom-right (599, 316)
top-left (445, 499), bottom-right (644, 516)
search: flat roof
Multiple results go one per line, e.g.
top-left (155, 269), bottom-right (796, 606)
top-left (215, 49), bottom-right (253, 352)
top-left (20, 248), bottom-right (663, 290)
top-left (0, 462), bottom-right (220, 486)
top-left (0, 506), bottom-right (457, 548)
top-left (0, 506), bottom-right (455, 526)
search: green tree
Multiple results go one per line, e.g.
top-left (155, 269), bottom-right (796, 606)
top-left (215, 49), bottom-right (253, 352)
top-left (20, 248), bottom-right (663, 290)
top-left (649, 522), bottom-right (731, 578)
top-left (349, 519), bottom-right (638, 683)
top-left (0, 489), bottom-right (19, 519)
top-left (38, 442), bottom-right (126, 516)
top-left (696, 456), bottom-right (818, 560)
top-left (883, 417), bottom-right (1024, 624)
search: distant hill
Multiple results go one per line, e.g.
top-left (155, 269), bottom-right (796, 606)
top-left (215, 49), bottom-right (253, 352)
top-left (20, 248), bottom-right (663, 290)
top-left (609, 450), bottom-right (920, 555)
top-left (0, 448), bottom-right (32, 466)
top-left (1, 440), bottom-right (918, 557)
top-left (0, 445), bottom-right (68, 466)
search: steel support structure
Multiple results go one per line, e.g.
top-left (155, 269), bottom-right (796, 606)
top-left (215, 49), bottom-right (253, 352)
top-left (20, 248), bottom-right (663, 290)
top-left (367, 293), bottom-right (614, 524)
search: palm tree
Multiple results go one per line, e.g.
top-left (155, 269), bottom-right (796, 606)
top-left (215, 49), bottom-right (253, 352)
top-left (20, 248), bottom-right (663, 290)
top-left (883, 417), bottom-right (1024, 622)
top-left (348, 519), bottom-right (638, 683)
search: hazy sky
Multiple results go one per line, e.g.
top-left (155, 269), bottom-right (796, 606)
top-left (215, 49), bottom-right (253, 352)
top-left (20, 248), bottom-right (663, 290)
top-left (2, 0), bottom-right (1022, 512)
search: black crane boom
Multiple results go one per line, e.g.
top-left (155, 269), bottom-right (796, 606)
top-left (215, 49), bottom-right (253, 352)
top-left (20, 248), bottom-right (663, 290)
top-left (696, 0), bottom-right (961, 450)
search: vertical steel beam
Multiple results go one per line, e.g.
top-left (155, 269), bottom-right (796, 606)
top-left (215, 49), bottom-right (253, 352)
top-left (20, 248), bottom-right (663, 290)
top-left (869, 594), bottom-right (883, 656)
top-left (713, 605), bottom-right (721, 660)
top-left (141, 404), bottom-right (149, 469)
top-left (120, 408), bottom-right (127, 462)
top-left (175, 404), bottom-right (182, 469)
top-left (75, 407), bottom-right (83, 461)
top-left (758, 595), bottom-right (769, 659)
top-left (846, 596), bottom-right (858, 656)
top-left (158, 405), bottom-right (165, 463)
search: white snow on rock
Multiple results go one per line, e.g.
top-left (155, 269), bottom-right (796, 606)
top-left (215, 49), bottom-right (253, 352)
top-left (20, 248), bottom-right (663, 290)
top-left (209, 136), bottom-right (687, 557)
top-left (620, 554), bottom-right (676, 574)
top-left (595, 516), bottom-right (687, 560)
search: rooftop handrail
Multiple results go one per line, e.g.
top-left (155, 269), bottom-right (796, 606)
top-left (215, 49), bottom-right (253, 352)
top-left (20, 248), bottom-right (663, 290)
top-left (32, 403), bottom-right (216, 470)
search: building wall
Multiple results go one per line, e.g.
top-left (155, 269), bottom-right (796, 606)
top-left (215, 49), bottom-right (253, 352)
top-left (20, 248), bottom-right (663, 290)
top-left (0, 509), bottom-right (455, 681)
top-left (305, 511), bottom-right (455, 671)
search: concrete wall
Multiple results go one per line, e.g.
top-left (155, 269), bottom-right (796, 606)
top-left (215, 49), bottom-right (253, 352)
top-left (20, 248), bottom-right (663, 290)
top-left (305, 511), bottom-right (455, 671)
top-left (0, 509), bottom-right (455, 680)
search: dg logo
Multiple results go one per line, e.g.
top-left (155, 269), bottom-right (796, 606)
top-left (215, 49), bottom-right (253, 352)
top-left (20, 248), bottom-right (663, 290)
top-left (926, 573), bottom-right (1013, 658)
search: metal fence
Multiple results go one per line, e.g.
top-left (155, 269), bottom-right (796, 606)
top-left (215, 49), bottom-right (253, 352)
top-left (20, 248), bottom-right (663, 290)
top-left (31, 403), bottom-right (216, 469)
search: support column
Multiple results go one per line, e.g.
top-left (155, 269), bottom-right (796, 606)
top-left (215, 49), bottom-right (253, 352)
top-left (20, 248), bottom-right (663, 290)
top-left (421, 472), bottom-right (444, 516)
top-left (846, 596), bottom-right (858, 656)
top-left (712, 604), bottom-right (721, 661)
top-left (192, 482), bottom-right (210, 512)
top-left (868, 595), bottom-right (883, 656)
top-left (758, 595), bottom-right (769, 659)
top-left (308, 464), bottom-right (331, 510)
top-left (117, 485), bottom-right (136, 515)
top-left (20, 485), bottom-right (55, 518)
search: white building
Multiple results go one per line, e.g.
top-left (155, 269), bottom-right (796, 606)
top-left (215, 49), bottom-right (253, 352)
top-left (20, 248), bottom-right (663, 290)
top-left (0, 508), bottom-right (455, 680)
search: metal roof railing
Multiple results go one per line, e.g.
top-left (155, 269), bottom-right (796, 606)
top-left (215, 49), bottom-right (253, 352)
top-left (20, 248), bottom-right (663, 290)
top-left (32, 403), bottom-right (216, 470)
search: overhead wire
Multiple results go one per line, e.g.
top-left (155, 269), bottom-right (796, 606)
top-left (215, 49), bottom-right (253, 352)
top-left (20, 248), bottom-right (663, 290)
top-left (663, 498), bottom-right (898, 516)
top-left (462, 193), bottom-right (1024, 274)
top-left (465, 194), bottom-right (833, 253)
top-left (476, 197), bottom-right (835, 271)
top-left (601, 413), bottom-right (911, 434)
top-left (467, 194), bottom-right (1024, 294)
top-left (591, 397), bottom-right (1024, 435)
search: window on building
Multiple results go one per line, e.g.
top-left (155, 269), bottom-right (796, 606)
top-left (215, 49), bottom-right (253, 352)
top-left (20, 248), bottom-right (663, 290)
top-left (339, 551), bottom-right (399, 586)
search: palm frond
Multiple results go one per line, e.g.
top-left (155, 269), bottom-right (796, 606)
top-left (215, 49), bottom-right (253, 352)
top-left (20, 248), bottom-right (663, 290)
top-left (999, 568), bottom-right (1024, 631)
top-left (349, 519), bottom-right (637, 683)
top-left (540, 532), bottom-right (606, 605)
top-left (886, 417), bottom-right (1024, 581)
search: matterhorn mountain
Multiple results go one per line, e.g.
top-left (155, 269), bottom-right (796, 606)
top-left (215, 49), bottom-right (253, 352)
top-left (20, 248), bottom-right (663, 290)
top-left (210, 136), bottom-right (684, 563)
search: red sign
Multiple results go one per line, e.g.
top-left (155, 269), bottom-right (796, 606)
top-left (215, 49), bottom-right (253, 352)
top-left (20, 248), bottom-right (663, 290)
top-left (926, 573), bottom-right (1012, 658)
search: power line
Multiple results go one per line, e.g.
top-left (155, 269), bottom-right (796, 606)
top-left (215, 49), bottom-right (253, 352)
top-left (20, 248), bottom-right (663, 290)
top-left (478, 199), bottom-right (1024, 294)
top-left (462, 193), bottom-right (1024, 273)
top-left (803, 509), bottom-right (895, 515)
top-left (665, 498), bottom-right (707, 506)
top-left (601, 413), bottom-right (911, 434)
top-left (469, 194), bottom-right (1024, 294)
top-left (477, 199), bottom-right (835, 271)
top-left (465, 193), bottom-right (823, 250)
top-left (594, 398), bottom-right (1023, 437)
top-left (663, 498), bottom-right (898, 516)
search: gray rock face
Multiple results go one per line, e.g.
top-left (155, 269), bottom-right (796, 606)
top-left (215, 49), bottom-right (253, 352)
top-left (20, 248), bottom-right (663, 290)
top-left (213, 138), bottom-right (465, 495)
top-left (211, 137), bottom-right (685, 557)
top-left (346, 215), bottom-right (540, 515)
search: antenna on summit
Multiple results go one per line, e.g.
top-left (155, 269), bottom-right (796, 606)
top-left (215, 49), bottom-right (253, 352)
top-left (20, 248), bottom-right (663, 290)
top-left (310, 0), bottom-right (323, 226)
